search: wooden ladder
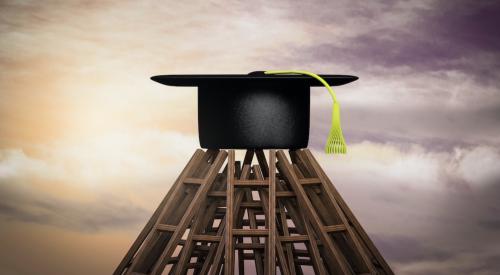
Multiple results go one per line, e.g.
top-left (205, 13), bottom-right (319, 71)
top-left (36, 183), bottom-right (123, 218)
top-left (114, 149), bottom-right (227, 275)
top-left (114, 149), bottom-right (393, 275)
top-left (225, 149), bottom-right (277, 275)
top-left (276, 149), bottom-right (393, 274)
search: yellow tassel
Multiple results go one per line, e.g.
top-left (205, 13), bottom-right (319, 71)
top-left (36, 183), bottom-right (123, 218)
top-left (264, 70), bottom-right (347, 154)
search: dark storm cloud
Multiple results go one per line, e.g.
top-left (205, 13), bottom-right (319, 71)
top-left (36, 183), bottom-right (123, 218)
top-left (0, 182), bottom-right (149, 232)
top-left (267, 0), bottom-right (500, 155)
top-left (286, 0), bottom-right (500, 83)
top-left (432, 0), bottom-right (500, 53)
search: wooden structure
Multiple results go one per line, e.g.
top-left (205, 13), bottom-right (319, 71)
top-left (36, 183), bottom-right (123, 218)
top-left (115, 149), bottom-right (393, 275)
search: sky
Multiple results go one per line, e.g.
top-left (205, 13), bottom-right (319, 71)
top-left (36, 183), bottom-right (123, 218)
top-left (1, 0), bottom-right (500, 274)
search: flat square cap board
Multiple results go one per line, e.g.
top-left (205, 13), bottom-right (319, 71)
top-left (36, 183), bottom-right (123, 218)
top-left (151, 71), bottom-right (358, 149)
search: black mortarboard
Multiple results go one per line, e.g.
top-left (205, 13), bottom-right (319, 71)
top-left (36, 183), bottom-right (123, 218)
top-left (151, 71), bottom-right (358, 150)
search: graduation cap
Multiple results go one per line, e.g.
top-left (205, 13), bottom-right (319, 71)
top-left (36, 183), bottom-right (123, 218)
top-left (151, 70), bottom-right (358, 153)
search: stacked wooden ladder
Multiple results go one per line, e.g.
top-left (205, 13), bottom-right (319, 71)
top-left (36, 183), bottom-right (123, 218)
top-left (114, 149), bottom-right (393, 275)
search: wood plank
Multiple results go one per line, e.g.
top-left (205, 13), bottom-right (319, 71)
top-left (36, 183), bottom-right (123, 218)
top-left (295, 258), bottom-right (312, 265)
top-left (208, 235), bottom-right (225, 275)
top-left (199, 205), bottom-right (227, 274)
top-left (276, 191), bottom-right (295, 197)
top-left (300, 211), bottom-right (328, 275)
top-left (155, 224), bottom-right (177, 232)
top-left (123, 150), bottom-right (208, 275)
top-left (235, 165), bottom-right (252, 275)
top-left (232, 229), bottom-right (269, 236)
top-left (207, 191), bottom-right (226, 197)
top-left (278, 203), bottom-right (296, 275)
top-left (192, 235), bottom-right (222, 242)
top-left (324, 224), bottom-right (347, 232)
top-left (235, 243), bottom-right (266, 249)
top-left (208, 189), bottom-right (245, 275)
top-left (255, 149), bottom-right (269, 178)
top-left (288, 150), bottom-right (314, 178)
top-left (234, 179), bottom-right (268, 186)
top-left (184, 177), bottom-right (206, 185)
top-left (240, 202), bottom-right (263, 208)
top-left (150, 150), bottom-right (228, 275)
top-left (225, 149), bottom-right (235, 275)
top-left (118, 148), bottom-right (392, 275)
top-left (301, 149), bottom-right (381, 274)
top-left (278, 235), bottom-right (309, 242)
top-left (276, 150), bottom-right (351, 275)
top-left (235, 161), bottom-right (242, 179)
top-left (244, 185), bottom-right (265, 275)
top-left (240, 216), bottom-right (265, 227)
top-left (255, 166), bottom-right (291, 275)
top-left (114, 150), bottom-right (204, 275)
top-left (268, 149), bottom-right (277, 275)
top-left (243, 149), bottom-right (255, 165)
top-left (265, 206), bottom-right (292, 275)
top-left (277, 167), bottom-right (329, 275)
top-left (299, 178), bottom-right (321, 185)
top-left (192, 149), bottom-right (219, 178)
top-left (173, 201), bottom-right (216, 275)
top-left (293, 249), bottom-right (309, 256)
top-left (180, 195), bottom-right (223, 272)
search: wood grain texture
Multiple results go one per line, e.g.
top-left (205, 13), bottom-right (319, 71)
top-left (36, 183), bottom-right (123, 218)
top-left (115, 149), bottom-right (393, 275)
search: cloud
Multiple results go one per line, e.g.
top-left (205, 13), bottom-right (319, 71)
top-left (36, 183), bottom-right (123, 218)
top-left (455, 146), bottom-right (500, 186)
top-left (1, 130), bottom-right (197, 184)
top-left (314, 142), bottom-right (500, 191)
top-left (394, 251), bottom-right (500, 275)
top-left (0, 184), bottom-right (149, 232)
top-left (275, 0), bottom-right (500, 83)
top-left (312, 142), bottom-right (500, 274)
top-left (307, 67), bottom-right (500, 154)
top-left (1, 0), bottom-right (500, 274)
top-left (374, 235), bottom-right (453, 264)
top-left (310, 100), bottom-right (500, 152)
top-left (308, 142), bottom-right (499, 255)
top-left (0, 129), bottom-right (198, 231)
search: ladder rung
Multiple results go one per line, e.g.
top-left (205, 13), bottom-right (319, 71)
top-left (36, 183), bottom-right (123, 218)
top-left (242, 220), bottom-right (266, 226)
top-left (279, 235), bottom-right (309, 242)
top-left (192, 235), bottom-right (222, 242)
top-left (295, 258), bottom-right (312, 265)
top-left (293, 249), bottom-right (309, 256)
top-left (234, 179), bottom-right (268, 186)
top-left (167, 256), bottom-right (179, 263)
top-left (184, 177), bottom-right (206, 185)
top-left (208, 191), bottom-right (226, 197)
top-left (235, 243), bottom-right (265, 249)
top-left (276, 191), bottom-right (295, 197)
top-left (240, 202), bottom-right (262, 208)
top-left (233, 229), bottom-right (269, 236)
top-left (324, 224), bottom-right (347, 232)
top-left (299, 178), bottom-right (321, 185)
top-left (188, 262), bottom-right (202, 268)
top-left (194, 244), bottom-right (211, 251)
top-left (156, 224), bottom-right (177, 232)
